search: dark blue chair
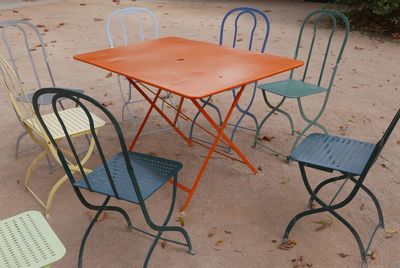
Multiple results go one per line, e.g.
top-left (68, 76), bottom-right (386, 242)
top-left (32, 88), bottom-right (194, 268)
top-left (189, 7), bottom-right (270, 149)
top-left (285, 109), bottom-right (400, 267)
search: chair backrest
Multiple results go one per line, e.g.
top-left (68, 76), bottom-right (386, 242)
top-left (361, 109), bottom-right (400, 177)
top-left (219, 7), bottom-right (270, 53)
top-left (0, 19), bottom-right (55, 90)
top-left (289, 9), bottom-right (350, 90)
top-left (0, 54), bottom-right (36, 125)
top-left (106, 7), bottom-right (159, 47)
top-left (32, 87), bottom-right (147, 205)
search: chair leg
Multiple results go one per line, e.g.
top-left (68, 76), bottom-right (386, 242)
top-left (142, 175), bottom-right (194, 267)
top-left (228, 87), bottom-right (259, 151)
top-left (253, 91), bottom-right (294, 149)
top-left (290, 97), bottom-right (329, 154)
top-left (78, 196), bottom-right (110, 268)
top-left (15, 130), bottom-right (28, 159)
top-left (74, 188), bottom-right (133, 229)
top-left (24, 148), bottom-right (50, 188)
top-left (189, 96), bottom-right (222, 140)
top-left (44, 174), bottom-right (69, 217)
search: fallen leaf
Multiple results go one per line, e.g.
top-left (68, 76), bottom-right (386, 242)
top-left (101, 101), bottom-right (114, 107)
top-left (354, 46), bottom-right (364, 50)
top-left (161, 240), bottom-right (167, 249)
top-left (94, 17), bottom-right (103, 21)
top-left (397, 140), bottom-right (400, 145)
top-left (278, 239), bottom-right (297, 250)
top-left (368, 250), bottom-right (377, 260)
top-left (271, 239), bottom-right (277, 243)
top-left (36, 24), bottom-right (45, 28)
top-left (58, 22), bottom-right (65, 26)
top-left (313, 218), bottom-right (333, 231)
top-left (208, 230), bottom-right (216, 238)
top-left (339, 125), bottom-right (348, 136)
top-left (176, 216), bottom-right (185, 227)
top-left (224, 230), bottom-right (232, 234)
top-left (85, 211), bottom-right (108, 222)
top-left (237, 38), bottom-right (243, 42)
top-left (261, 135), bottom-right (275, 142)
top-left (44, 28), bottom-right (49, 32)
top-left (149, 152), bottom-right (157, 156)
top-left (16, 180), bottom-right (20, 184)
top-left (12, 10), bottom-right (19, 13)
top-left (105, 72), bottom-right (112, 78)
top-left (338, 252), bottom-right (349, 258)
top-left (293, 256), bottom-right (313, 267)
top-left (384, 228), bottom-right (398, 239)
top-left (80, 3), bottom-right (87, 6)
top-left (215, 240), bottom-right (224, 246)
top-left (264, 9), bottom-right (271, 12)
top-left (360, 203), bottom-right (365, 211)
top-left (257, 166), bottom-right (263, 171)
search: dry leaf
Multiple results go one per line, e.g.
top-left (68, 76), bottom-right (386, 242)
top-left (338, 252), bottom-right (349, 258)
top-left (339, 125), bottom-right (348, 136)
top-left (237, 38), bottom-right (243, 42)
top-left (101, 101), bottom-right (114, 107)
top-left (293, 256), bottom-right (313, 267)
top-left (176, 216), bottom-right (185, 227)
top-left (384, 228), bottom-right (399, 239)
top-left (260, 135), bottom-right (275, 142)
top-left (257, 166), bottom-right (263, 171)
top-left (271, 239), bottom-right (277, 243)
top-left (161, 240), bottom-right (167, 249)
top-left (264, 9), bottom-right (272, 12)
top-left (85, 211), bottom-right (108, 222)
top-left (80, 3), bottom-right (87, 5)
top-left (215, 240), bottom-right (224, 246)
top-left (94, 18), bottom-right (103, 21)
top-left (36, 24), bottom-right (45, 28)
top-left (368, 250), bottom-right (377, 260)
top-left (224, 230), bottom-right (232, 235)
top-left (360, 203), bottom-right (365, 211)
top-left (313, 218), bottom-right (333, 231)
top-left (354, 46), bottom-right (364, 50)
top-left (208, 230), bottom-right (216, 238)
top-left (278, 239), bottom-right (297, 250)
top-left (397, 140), bottom-right (400, 145)
top-left (105, 72), bottom-right (112, 78)
top-left (44, 29), bottom-right (49, 32)
top-left (12, 10), bottom-right (19, 13)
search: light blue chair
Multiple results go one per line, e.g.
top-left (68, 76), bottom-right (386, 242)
top-left (254, 9), bottom-right (350, 158)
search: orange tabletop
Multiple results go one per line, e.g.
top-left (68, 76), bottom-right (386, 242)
top-left (74, 36), bottom-right (303, 99)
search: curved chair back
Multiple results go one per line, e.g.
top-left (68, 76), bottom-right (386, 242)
top-left (0, 19), bottom-right (55, 90)
top-left (0, 55), bottom-right (37, 126)
top-left (219, 7), bottom-right (270, 53)
top-left (289, 9), bottom-right (350, 90)
top-left (362, 109), bottom-right (400, 177)
top-left (106, 7), bottom-right (159, 47)
top-left (32, 88), bottom-right (148, 206)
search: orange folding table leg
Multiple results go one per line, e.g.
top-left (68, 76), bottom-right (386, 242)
top-left (180, 85), bottom-right (257, 212)
top-left (128, 80), bottom-right (192, 151)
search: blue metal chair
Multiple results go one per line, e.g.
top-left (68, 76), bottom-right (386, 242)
top-left (189, 7), bottom-right (270, 149)
top-left (254, 9), bottom-right (350, 158)
top-left (0, 19), bottom-right (84, 168)
top-left (285, 109), bottom-right (400, 267)
top-left (32, 88), bottom-right (195, 268)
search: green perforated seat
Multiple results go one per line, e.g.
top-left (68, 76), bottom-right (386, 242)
top-left (0, 211), bottom-right (65, 268)
top-left (258, 79), bottom-right (328, 98)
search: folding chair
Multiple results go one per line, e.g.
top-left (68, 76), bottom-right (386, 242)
top-left (0, 19), bottom-right (85, 167)
top-left (284, 109), bottom-right (400, 267)
top-left (189, 7), bottom-right (270, 148)
top-left (106, 7), bottom-right (177, 129)
top-left (32, 87), bottom-right (195, 268)
top-left (254, 9), bottom-right (350, 158)
top-left (0, 55), bottom-right (105, 216)
top-left (0, 210), bottom-right (66, 268)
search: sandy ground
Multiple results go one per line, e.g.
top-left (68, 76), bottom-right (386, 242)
top-left (0, 0), bottom-right (399, 267)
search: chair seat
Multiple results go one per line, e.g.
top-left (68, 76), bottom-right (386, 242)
top-left (290, 133), bottom-right (376, 176)
top-left (16, 88), bottom-right (85, 105)
top-left (74, 152), bottom-right (183, 203)
top-left (25, 107), bottom-right (105, 140)
top-left (258, 79), bottom-right (328, 98)
top-left (0, 211), bottom-right (66, 268)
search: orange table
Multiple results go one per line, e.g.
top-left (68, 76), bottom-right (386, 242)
top-left (74, 36), bottom-right (303, 212)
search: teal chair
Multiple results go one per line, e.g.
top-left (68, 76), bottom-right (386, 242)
top-left (254, 9), bottom-right (350, 158)
top-left (0, 211), bottom-right (66, 268)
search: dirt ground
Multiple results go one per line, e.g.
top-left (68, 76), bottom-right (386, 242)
top-left (0, 0), bottom-right (399, 267)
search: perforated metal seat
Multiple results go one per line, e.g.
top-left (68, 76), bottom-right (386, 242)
top-left (74, 152), bottom-right (183, 203)
top-left (0, 211), bottom-right (65, 268)
top-left (258, 79), bottom-right (328, 98)
top-left (290, 133), bottom-right (376, 176)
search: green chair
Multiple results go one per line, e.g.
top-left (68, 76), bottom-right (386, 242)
top-left (0, 210), bottom-right (66, 268)
top-left (254, 9), bottom-right (350, 158)
top-left (32, 87), bottom-right (194, 268)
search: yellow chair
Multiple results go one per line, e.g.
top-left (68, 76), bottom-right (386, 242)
top-left (0, 55), bottom-right (105, 216)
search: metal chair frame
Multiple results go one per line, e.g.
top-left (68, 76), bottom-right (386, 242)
top-left (188, 7), bottom-right (270, 149)
top-left (106, 7), bottom-right (178, 130)
top-left (284, 109), bottom-right (400, 267)
top-left (0, 19), bottom-right (85, 169)
top-left (254, 9), bottom-right (350, 158)
top-left (0, 55), bottom-right (101, 216)
top-left (33, 87), bottom-right (194, 268)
